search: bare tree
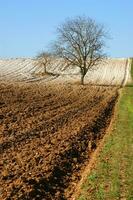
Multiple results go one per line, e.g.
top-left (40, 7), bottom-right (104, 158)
top-left (52, 16), bottom-right (107, 84)
top-left (36, 52), bottom-right (52, 74)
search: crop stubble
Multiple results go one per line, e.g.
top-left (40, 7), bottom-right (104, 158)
top-left (0, 82), bottom-right (118, 200)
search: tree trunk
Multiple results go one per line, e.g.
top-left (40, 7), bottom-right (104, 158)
top-left (43, 64), bottom-right (46, 73)
top-left (81, 74), bottom-right (85, 85)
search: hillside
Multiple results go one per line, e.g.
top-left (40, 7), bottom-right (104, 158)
top-left (0, 58), bottom-right (132, 199)
top-left (0, 58), bottom-right (131, 86)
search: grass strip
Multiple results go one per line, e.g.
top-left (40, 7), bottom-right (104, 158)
top-left (78, 86), bottom-right (133, 200)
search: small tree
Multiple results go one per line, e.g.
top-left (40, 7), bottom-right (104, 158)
top-left (36, 52), bottom-right (52, 74)
top-left (52, 16), bottom-right (107, 84)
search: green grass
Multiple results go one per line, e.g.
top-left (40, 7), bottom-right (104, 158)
top-left (78, 86), bottom-right (133, 199)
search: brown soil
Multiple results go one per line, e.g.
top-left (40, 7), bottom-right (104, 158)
top-left (0, 82), bottom-right (118, 200)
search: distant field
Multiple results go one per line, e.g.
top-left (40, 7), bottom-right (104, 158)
top-left (0, 58), bottom-right (131, 86)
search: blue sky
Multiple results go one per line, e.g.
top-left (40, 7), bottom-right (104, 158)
top-left (0, 0), bottom-right (133, 58)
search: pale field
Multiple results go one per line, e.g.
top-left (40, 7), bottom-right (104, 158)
top-left (0, 58), bottom-right (131, 86)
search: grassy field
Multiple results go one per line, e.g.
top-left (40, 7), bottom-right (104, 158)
top-left (77, 60), bottom-right (133, 200)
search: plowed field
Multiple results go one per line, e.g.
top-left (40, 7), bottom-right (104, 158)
top-left (0, 82), bottom-right (118, 200)
top-left (0, 58), bottom-right (130, 86)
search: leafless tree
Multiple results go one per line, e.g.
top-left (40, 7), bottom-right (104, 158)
top-left (36, 52), bottom-right (52, 74)
top-left (52, 16), bottom-right (107, 84)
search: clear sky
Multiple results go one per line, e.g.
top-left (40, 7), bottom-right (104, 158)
top-left (0, 0), bottom-right (133, 58)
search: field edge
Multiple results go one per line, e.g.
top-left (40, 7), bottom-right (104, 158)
top-left (70, 89), bottom-right (121, 200)
top-left (76, 85), bottom-right (133, 200)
